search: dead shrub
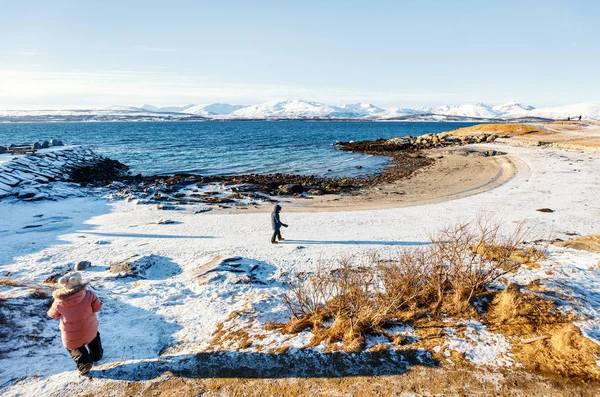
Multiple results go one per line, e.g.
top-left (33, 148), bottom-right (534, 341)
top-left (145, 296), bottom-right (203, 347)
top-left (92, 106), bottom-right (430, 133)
top-left (431, 216), bottom-right (527, 314)
top-left (278, 216), bottom-right (545, 352)
top-left (283, 265), bottom-right (335, 320)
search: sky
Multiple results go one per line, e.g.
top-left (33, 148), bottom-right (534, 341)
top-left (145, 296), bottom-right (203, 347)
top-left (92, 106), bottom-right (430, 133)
top-left (0, 0), bottom-right (599, 109)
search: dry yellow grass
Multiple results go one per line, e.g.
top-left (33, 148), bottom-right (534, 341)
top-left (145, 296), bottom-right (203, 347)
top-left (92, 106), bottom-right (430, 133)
top-left (474, 242), bottom-right (546, 266)
top-left (448, 121), bottom-right (600, 149)
top-left (448, 123), bottom-right (545, 137)
top-left (517, 324), bottom-right (600, 381)
top-left (554, 235), bottom-right (600, 253)
top-left (488, 283), bottom-right (600, 381)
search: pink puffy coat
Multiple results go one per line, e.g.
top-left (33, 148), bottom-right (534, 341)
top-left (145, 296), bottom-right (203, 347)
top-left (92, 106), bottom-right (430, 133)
top-left (47, 285), bottom-right (102, 350)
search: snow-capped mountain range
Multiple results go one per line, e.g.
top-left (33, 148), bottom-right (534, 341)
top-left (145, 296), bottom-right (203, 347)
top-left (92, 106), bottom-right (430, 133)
top-left (178, 100), bottom-right (600, 121)
top-left (1, 100), bottom-right (599, 122)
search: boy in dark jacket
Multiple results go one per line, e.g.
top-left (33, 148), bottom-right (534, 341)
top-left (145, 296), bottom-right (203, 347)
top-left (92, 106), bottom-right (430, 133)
top-left (271, 204), bottom-right (288, 243)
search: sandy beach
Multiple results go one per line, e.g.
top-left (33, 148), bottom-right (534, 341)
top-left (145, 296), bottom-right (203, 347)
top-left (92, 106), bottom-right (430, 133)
top-left (1, 123), bottom-right (600, 396)
top-left (262, 145), bottom-right (516, 212)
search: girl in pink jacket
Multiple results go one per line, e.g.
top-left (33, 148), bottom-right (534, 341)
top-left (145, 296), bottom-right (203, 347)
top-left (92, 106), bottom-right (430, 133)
top-left (48, 272), bottom-right (103, 375)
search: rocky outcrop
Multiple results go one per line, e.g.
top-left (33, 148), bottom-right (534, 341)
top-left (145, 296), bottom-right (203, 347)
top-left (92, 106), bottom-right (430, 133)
top-left (74, 261), bottom-right (92, 271)
top-left (69, 158), bottom-right (129, 183)
top-left (0, 146), bottom-right (129, 201)
top-left (109, 255), bottom-right (155, 277)
top-left (336, 132), bottom-right (499, 154)
top-left (553, 235), bottom-right (600, 253)
top-left (195, 255), bottom-right (263, 285)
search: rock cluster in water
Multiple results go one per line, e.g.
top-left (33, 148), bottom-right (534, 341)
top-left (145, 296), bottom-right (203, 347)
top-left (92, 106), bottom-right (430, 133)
top-left (0, 146), bottom-right (129, 201)
top-left (195, 255), bottom-right (265, 285)
top-left (336, 132), bottom-right (499, 153)
top-left (104, 150), bottom-right (433, 210)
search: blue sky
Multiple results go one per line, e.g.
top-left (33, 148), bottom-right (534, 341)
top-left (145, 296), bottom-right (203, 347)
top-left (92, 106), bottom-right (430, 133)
top-left (0, 0), bottom-right (598, 109)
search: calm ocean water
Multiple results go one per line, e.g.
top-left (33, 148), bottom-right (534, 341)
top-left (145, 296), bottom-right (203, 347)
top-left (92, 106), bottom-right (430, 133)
top-left (0, 121), bottom-right (477, 177)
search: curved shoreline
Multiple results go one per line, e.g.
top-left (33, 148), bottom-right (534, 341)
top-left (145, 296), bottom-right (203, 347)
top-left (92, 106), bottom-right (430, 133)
top-left (229, 145), bottom-right (517, 213)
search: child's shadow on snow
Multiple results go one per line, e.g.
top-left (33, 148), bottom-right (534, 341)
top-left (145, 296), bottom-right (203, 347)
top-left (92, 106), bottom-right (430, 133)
top-left (97, 302), bottom-right (183, 364)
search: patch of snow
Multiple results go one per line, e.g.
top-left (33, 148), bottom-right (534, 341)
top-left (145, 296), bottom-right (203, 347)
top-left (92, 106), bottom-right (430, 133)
top-left (443, 320), bottom-right (514, 366)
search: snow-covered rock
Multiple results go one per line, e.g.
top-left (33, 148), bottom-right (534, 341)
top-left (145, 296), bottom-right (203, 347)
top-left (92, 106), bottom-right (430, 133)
top-left (0, 147), bottom-right (114, 202)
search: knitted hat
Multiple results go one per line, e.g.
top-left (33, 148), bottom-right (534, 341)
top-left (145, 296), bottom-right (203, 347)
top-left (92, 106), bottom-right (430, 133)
top-left (58, 271), bottom-right (84, 290)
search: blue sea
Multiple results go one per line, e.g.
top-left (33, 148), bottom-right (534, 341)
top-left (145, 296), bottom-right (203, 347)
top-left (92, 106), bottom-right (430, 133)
top-left (0, 121), bottom-right (478, 177)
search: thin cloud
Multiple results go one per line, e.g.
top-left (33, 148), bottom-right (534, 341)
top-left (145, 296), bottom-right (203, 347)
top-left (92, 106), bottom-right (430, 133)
top-left (131, 45), bottom-right (177, 53)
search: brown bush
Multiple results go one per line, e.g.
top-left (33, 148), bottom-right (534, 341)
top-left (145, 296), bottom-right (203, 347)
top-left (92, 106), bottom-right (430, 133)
top-left (278, 217), bottom-right (541, 352)
top-left (431, 216), bottom-right (528, 314)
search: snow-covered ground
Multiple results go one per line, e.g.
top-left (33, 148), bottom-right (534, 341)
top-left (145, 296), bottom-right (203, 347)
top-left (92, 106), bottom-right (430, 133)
top-left (0, 144), bottom-right (599, 395)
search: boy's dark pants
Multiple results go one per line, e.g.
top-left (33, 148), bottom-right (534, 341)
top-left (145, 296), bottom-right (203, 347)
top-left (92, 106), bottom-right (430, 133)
top-left (271, 228), bottom-right (282, 243)
top-left (69, 332), bottom-right (103, 371)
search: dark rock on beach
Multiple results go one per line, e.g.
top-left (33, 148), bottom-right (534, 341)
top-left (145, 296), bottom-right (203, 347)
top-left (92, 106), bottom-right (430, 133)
top-left (69, 158), bottom-right (130, 183)
top-left (74, 261), bottom-right (92, 271)
top-left (278, 184), bottom-right (304, 195)
top-left (109, 255), bottom-right (157, 277)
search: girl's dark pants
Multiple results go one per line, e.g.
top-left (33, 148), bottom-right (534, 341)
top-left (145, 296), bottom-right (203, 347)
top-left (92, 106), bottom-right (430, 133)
top-left (69, 332), bottom-right (103, 371)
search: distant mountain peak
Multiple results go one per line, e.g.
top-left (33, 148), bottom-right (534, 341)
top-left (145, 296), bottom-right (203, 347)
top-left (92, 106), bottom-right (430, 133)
top-left (492, 101), bottom-right (535, 113)
top-left (184, 103), bottom-right (248, 116)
